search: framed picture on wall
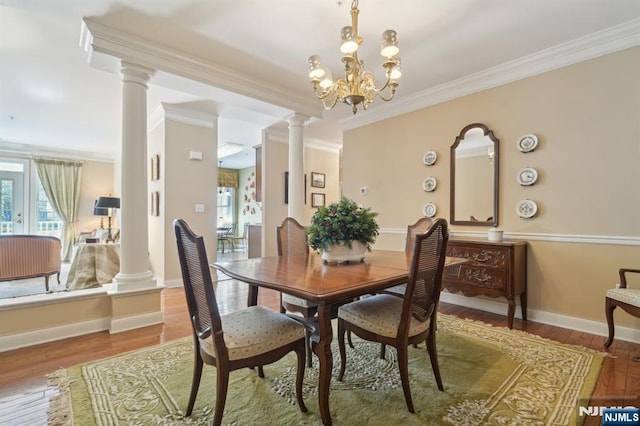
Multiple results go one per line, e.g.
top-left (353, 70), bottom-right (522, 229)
top-left (311, 172), bottom-right (325, 188)
top-left (311, 193), bottom-right (325, 207)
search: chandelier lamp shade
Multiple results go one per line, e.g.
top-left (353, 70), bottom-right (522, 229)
top-left (308, 0), bottom-right (401, 114)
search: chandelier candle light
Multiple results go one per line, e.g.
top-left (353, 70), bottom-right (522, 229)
top-left (308, 0), bottom-right (401, 114)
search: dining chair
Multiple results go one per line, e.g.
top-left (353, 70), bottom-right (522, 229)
top-left (276, 217), bottom-right (317, 366)
top-left (604, 267), bottom-right (640, 349)
top-left (377, 216), bottom-right (433, 357)
top-left (174, 218), bottom-right (308, 426)
top-left (228, 222), bottom-right (248, 252)
top-left (336, 218), bottom-right (449, 413)
top-left (380, 216), bottom-right (434, 298)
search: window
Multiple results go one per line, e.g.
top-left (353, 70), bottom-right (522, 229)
top-left (217, 187), bottom-right (235, 226)
top-left (36, 182), bottom-right (62, 238)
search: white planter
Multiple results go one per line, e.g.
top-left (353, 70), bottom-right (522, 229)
top-left (322, 240), bottom-right (367, 264)
top-left (487, 228), bottom-right (504, 242)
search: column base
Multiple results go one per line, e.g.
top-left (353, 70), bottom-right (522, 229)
top-left (112, 270), bottom-right (156, 292)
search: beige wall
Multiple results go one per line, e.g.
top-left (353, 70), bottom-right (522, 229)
top-left (76, 160), bottom-right (115, 233)
top-left (153, 117), bottom-right (218, 284)
top-left (260, 136), bottom-right (341, 257)
top-left (343, 46), bottom-right (640, 328)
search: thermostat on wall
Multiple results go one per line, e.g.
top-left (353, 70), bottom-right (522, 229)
top-left (189, 151), bottom-right (203, 160)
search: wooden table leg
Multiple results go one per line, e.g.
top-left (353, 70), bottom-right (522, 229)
top-left (247, 284), bottom-right (258, 307)
top-left (312, 303), bottom-right (333, 425)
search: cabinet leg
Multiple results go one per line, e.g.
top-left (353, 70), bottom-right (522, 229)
top-left (507, 299), bottom-right (515, 329)
top-left (520, 292), bottom-right (527, 321)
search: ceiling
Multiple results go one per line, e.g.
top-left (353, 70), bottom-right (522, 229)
top-left (1, 1), bottom-right (640, 169)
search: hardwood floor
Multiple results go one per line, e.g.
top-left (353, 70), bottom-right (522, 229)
top-left (0, 279), bottom-right (638, 425)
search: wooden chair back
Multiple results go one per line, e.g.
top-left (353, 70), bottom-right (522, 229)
top-left (404, 217), bottom-right (434, 254)
top-left (276, 217), bottom-right (309, 256)
top-left (403, 218), bottom-right (449, 325)
top-left (174, 218), bottom-right (227, 360)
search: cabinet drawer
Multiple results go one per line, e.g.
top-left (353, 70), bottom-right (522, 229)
top-left (446, 245), bottom-right (508, 269)
top-left (445, 265), bottom-right (507, 291)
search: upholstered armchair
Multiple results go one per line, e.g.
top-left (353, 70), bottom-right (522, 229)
top-left (605, 268), bottom-right (640, 348)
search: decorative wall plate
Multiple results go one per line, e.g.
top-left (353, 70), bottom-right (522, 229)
top-left (517, 167), bottom-right (538, 186)
top-left (422, 176), bottom-right (437, 192)
top-left (424, 202), bottom-right (437, 217)
top-left (516, 199), bottom-right (538, 218)
top-left (517, 134), bottom-right (539, 153)
top-left (423, 151), bottom-right (437, 166)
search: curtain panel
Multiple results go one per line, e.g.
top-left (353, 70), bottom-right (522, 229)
top-left (34, 158), bottom-right (83, 262)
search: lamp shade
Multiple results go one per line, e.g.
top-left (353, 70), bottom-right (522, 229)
top-left (93, 200), bottom-right (108, 216)
top-left (96, 196), bottom-right (120, 209)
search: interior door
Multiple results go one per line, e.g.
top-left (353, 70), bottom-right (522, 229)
top-left (0, 171), bottom-right (25, 234)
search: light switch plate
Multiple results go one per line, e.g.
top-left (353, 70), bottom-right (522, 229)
top-left (195, 203), bottom-right (205, 213)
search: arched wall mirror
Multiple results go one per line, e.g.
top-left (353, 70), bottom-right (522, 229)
top-left (450, 123), bottom-right (499, 226)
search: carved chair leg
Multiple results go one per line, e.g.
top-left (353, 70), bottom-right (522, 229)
top-left (295, 341), bottom-right (308, 413)
top-left (397, 345), bottom-right (415, 413)
top-left (186, 349), bottom-right (204, 416)
top-left (337, 320), bottom-right (348, 381)
top-left (604, 297), bottom-right (616, 348)
top-left (426, 327), bottom-right (444, 391)
top-left (213, 368), bottom-right (230, 426)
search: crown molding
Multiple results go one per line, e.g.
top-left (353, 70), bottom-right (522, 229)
top-left (0, 139), bottom-right (114, 163)
top-left (341, 18), bottom-right (640, 130)
top-left (81, 18), bottom-right (323, 120)
top-left (149, 103), bottom-right (218, 131)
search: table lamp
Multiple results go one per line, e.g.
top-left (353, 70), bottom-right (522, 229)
top-left (96, 196), bottom-right (120, 243)
top-left (93, 200), bottom-right (108, 229)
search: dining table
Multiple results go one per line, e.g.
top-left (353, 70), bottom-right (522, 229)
top-left (211, 250), bottom-right (466, 425)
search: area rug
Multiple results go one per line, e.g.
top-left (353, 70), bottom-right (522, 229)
top-left (47, 314), bottom-right (606, 425)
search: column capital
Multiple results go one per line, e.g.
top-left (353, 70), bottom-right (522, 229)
top-left (285, 113), bottom-right (310, 127)
top-left (120, 61), bottom-right (155, 86)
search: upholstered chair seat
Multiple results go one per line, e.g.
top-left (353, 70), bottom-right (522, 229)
top-left (199, 306), bottom-right (305, 360)
top-left (606, 288), bottom-right (640, 306)
top-left (338, 294), bottom-right (430, 338)
top-left (604, 268), bottom-right (640, 348)
top-left (282, 293), bottom-right (317, 308)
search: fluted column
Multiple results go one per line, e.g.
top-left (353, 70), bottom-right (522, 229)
top-left (286, 113), bottom-right (309, 222)
top-left (113, 61), bottom-right (156, 291)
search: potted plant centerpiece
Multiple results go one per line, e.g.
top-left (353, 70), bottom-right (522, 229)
top-left (306, 197), bottom-right (379, 263)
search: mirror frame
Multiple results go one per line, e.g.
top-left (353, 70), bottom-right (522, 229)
top-left (450, 123), bottom-right (499, 227)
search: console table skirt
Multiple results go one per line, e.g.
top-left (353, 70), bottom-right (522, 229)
top-left (67, 243), bottom-right (120, 290)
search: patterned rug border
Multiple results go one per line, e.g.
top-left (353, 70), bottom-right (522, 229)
top-left (45, 313), bottom-right (608, 425)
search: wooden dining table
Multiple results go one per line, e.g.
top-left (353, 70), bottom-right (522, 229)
top-left (211, 250), bottom-right (466, 425)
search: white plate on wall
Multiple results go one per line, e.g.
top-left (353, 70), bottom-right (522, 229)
top-left (423, 151), bottom-right (437, 166)
top-left (424, 202), bottom-right (437, 217)
top-left (516, 199), bottom-right (538, 218)
top-left (517, 167), bottom-right (538, 186)
top-left (517, 134), bottom-right (539, 153)
top-left (422, 176), bottom-right (437, 192)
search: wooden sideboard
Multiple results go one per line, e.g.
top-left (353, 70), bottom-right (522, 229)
top-left (443, 238), bottom-right (527, 328)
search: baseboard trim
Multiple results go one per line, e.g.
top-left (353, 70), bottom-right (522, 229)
top-left (109, 311), bottom-right (165, 334)
top-left (163, 279), bottom-right (183, 288)
top-left (440, 292), bottom-right (640, 344)
top-left (0, 317), bottom-right (110, 352)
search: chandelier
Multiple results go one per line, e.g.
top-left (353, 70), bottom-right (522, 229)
top-left (307, 0), bottom-right (401, 114)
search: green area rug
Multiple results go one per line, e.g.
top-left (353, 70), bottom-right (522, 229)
top-left (48, 314), bottom-right (605, 425)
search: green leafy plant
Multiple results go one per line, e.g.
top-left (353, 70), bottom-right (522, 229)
top-left (306, 197), bottom-right (379, 252)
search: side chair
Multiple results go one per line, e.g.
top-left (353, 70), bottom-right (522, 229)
top-left (277, 217), bottom-right (317, 366)
top-left (605, 267), bottom-right (640, 349)
top-left (174, 218), bottom-right (308, 426)
top-left (336, 218), bottom-right (449, 413)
